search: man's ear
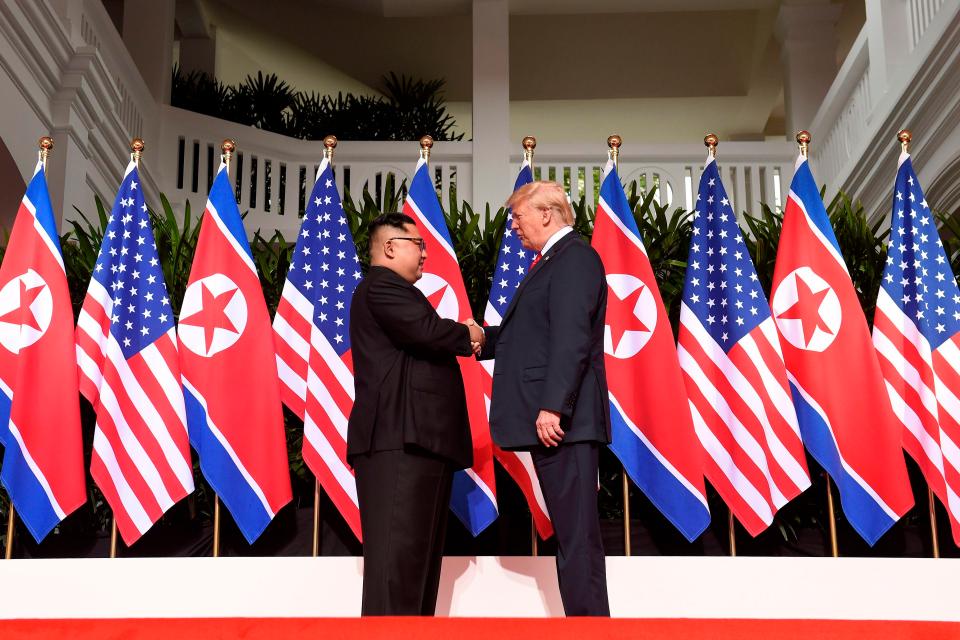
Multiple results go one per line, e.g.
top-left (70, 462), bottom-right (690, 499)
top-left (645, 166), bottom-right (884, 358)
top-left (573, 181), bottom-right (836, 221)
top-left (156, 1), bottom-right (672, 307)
top-left (542, 207), bottom-right (555, 228)
top-left (381, 236), bottom-right (394, 259)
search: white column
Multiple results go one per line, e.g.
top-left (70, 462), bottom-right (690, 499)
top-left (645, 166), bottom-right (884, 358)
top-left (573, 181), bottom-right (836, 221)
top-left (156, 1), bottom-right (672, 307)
top-left (122, 0), bottom-right (175, 104)
top-left (864, 0), bottom-right (912, 101)
top-left (775, 1), bottom-right (843, 136)
top-left (472, 0), bottom-right (511, 212)
top-left (179, 29), bottom-right (217, 77)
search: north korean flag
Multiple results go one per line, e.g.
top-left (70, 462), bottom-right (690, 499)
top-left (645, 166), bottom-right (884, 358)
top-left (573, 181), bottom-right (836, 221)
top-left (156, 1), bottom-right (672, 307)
top-left (771, 156), bottom-right (913, 544)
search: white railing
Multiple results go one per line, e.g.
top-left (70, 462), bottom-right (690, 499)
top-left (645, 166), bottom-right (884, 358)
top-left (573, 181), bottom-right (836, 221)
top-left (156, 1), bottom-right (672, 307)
top-left (523, 142), bottom-right (794, 216)
top-left (155, 106), bottom-right (795, 240)
top-left (910, 0), bottom-right (947, 49)
top-left (810, 29), bottom-right (872, 186)
top-left (810, 0), bottom-right (960, 218)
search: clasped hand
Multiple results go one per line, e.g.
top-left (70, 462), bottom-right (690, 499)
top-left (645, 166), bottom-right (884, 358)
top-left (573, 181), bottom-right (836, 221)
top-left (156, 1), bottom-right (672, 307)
top-left (462, 318), bottom-right (485, 355)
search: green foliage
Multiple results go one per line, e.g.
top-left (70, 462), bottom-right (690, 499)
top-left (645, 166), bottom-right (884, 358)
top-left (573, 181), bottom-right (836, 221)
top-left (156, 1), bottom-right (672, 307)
top-left (171, 67), bottom-right (465, 142)
top-left (9, 176), bottom-right (958, 548)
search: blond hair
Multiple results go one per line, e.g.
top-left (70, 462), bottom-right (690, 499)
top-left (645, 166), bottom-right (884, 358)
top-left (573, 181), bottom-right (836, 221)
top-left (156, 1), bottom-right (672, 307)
top-left (505, 181), bottom-right (575, 226)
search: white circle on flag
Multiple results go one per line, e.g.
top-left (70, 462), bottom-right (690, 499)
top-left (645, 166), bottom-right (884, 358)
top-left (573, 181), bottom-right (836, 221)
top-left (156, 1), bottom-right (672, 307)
top-left (604, 273), bottom-right (657, 359)
top-left (771, 266), bottom-right (841, 352)
top-left (416, 272), bottom-right (460, 320)
top-left (0, 269), bottom-right (53, 352)
top-left (178, 273), bottom-right (248, 357)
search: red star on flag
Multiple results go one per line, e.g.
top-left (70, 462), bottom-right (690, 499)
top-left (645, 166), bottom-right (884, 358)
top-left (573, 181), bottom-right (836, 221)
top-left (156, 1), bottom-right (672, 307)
top-left (777, 277), bottom-right (833, 347)
top-left (606, 283), bottom-right (650, 348)
top-left (179, 284), bottom-right (239, 354)
top-left (0, 280), bottom-right (45, 331)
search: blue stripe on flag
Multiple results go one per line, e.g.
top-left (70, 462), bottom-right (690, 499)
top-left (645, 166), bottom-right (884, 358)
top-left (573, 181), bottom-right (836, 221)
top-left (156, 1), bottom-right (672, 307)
top-left (24, 167), bottom-right (62, 256)
top-left (184, 386), bottom-right (273, 544)
top-left (788, 381), bottom-right (896, 546)
top-left (608, 402), bottom-right (710, 542)
top-left (208, 166), bottom-right (254, 261)
top-left (791, 161), bottom-right (843, 257)
top-left (599, 167), bottom-right (644, 240)
top-left (449, 470), bottom-right (499, 536)
top-left (409, 163), bottom-right (453, 244)
top-left (0, 390), bottom-right (61, 542)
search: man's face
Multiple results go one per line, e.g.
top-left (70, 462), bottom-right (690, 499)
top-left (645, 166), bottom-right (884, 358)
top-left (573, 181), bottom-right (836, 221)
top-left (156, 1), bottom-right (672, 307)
top-left (385, 223), bottom-right (427, 283)
top-left (511, 201), bottom-right (548, 251)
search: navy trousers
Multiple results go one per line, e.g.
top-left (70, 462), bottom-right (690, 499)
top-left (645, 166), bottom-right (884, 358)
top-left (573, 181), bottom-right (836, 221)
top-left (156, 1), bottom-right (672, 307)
top-left (532, 441), bottom-right (610, 616)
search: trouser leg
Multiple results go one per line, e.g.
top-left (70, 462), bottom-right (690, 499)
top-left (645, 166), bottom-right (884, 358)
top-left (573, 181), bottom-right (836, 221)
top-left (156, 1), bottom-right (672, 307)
top-left (354, 448), bottom-right (453, 616)
top-left (532, 441), bottom-right (610, 617)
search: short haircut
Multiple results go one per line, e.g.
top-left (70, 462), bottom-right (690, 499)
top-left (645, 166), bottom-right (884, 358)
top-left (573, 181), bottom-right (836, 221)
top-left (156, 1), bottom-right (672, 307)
top-left (505, 181), bottom-right (575, 226)
top-left (369, 212), bottom-right (416, 242)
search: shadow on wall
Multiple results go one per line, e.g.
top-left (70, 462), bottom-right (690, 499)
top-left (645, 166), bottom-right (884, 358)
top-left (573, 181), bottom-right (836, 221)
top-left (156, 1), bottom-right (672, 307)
top-left (0, 136), bottom-right (25, 235)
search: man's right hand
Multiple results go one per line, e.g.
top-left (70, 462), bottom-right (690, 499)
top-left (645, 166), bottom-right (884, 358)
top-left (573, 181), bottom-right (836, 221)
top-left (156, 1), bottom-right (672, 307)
top-left (463, 318), bottom-right (485, 354)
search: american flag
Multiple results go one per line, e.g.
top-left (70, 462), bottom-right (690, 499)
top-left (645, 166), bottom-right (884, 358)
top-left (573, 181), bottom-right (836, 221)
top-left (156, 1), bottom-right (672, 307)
top-left (872, 151), bottom-right (960, 545)
top-left (676, 155), bottom-right (810, 536)
top-left (76, 159), bottom-right (194, 545)
top-left (274, 158), bottom-right (362, 540)
top-left (482, 160), bottom-right (553, 540)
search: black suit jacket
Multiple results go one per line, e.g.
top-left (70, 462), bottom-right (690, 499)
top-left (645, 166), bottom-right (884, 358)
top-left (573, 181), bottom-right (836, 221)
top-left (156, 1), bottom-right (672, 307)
top-left (480, 231), bottom-right (611, 449)
top-left (347, 265), bottom-right (474, 469)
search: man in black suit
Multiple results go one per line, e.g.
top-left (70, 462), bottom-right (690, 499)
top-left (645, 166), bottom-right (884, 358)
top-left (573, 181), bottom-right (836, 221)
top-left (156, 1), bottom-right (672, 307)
top-left (478, 181), bottom-right (611, 616)
top-left (347, 213), bottom-right (484, 616)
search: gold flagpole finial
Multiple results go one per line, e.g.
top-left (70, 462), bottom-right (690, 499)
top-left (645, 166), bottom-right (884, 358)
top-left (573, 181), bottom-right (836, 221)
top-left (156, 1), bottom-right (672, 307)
top-left (796, 130), bottom-right (811, 158)
top-left (221, 139), bottom-right (236, 173)
top-left (323, 135), bottom-right (338, 163)
top-left (38, 136), bottom-right (54, 167)
top-left (419, 135), bottom-right (434, 163)
top-left (522, 135), bottom-right (537, 168)
top-left (131, 138), bottom-right (145, 167)
top-left (704, 133), bottom-right (719, 159)
top-left (898, 129), bottom-right (912, 154)
top-left (607, 134), bottom-right (622, 169)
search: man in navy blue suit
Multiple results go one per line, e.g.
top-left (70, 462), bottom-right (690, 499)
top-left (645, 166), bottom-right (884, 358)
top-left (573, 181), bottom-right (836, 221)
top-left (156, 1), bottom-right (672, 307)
top-left (477, 181), bottom-right (611, 616)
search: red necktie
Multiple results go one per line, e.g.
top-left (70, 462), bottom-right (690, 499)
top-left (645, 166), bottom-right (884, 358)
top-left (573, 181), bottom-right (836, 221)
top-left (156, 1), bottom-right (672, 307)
top-left (530, 252), bottom-right (542, 269)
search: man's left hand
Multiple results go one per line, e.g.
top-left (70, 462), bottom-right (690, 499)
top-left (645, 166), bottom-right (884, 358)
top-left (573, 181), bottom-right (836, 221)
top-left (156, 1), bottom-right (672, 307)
top-left (536, 409), bottom-right (565, 447)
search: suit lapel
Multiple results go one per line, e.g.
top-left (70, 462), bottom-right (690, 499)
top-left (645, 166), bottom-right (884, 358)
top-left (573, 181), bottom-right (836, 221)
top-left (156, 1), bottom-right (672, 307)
top-left (499, 231), bottom-right (579, 326)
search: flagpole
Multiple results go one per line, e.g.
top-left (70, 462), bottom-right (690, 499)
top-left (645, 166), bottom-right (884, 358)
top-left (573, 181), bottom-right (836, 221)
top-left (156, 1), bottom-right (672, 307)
top-left (892, 129), bottom-right (942, 559)
top-left (5, 136), bottom-right (55, 560)
top-left (796, 130), bottom-right (840, 558)
top-left (309, 135), bottom-right (339, 559)
top-left (209, 139), bottom-right (237, 559)
top-left (520, 135), bottom-right (541, 557)
top-left (703, 133), bottom-right (741, 558)
top-left (106, 138), bottom-right (150, 560)
top-left (606, 134), bottom-right (633, 557)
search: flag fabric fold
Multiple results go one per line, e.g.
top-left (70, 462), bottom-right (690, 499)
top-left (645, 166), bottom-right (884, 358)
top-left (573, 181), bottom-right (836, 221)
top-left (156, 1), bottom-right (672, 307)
top-left (404, 158), bottom-right (498, 535)
top-left (771, 155), bottom-right (913, 545)
top-left (76, 159), bottom-right (194, 545)
top-left (274, 159), bottom-right (362, 540)
top-left (482, 160), bottom-right (553, 540)
top-left (592, 160), bottom-right (711, 542)
top-left (678, 156), bottom-right (810, 536)
top-left (872, 151), bottom-right (960, 545)
top-left (179, 162), bottom-right (292, 544)
top-left (0, 160), bottom-right (85, 542)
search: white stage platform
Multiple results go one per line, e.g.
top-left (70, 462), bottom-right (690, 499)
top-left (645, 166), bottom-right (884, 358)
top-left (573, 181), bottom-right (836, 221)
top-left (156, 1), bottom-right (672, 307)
top-left (0, 556), bottom-right (956, 620)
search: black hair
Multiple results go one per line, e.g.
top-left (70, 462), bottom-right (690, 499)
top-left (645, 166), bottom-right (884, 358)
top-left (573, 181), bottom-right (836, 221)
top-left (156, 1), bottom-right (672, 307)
top-left (368, 212), bottom-right (416, 240)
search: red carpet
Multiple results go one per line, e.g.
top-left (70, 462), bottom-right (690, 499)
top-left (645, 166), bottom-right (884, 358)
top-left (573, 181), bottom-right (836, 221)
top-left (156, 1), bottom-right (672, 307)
top-left (1, 618), bottom-right (958, 640)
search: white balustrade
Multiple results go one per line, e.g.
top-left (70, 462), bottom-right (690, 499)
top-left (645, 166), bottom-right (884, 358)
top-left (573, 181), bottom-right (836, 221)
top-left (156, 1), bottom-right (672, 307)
top-left (809, 0), bottom-right (960, 218)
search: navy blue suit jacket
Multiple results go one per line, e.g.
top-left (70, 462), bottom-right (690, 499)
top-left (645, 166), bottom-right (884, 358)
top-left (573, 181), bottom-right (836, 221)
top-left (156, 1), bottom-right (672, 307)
top-left (480, 231), bottom-right (611, 450)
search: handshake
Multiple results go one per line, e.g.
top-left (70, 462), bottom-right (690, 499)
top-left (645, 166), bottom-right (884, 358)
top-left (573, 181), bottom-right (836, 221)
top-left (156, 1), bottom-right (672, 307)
top-left (462, 318), bottom-right (485, 355)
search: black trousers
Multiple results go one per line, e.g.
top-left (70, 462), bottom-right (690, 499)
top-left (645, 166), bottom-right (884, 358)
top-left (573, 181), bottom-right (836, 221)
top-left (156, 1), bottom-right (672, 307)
top-left (353, 448), bottom-right (453, 616)
top-left (532, 441), bottom-right (610, 616)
